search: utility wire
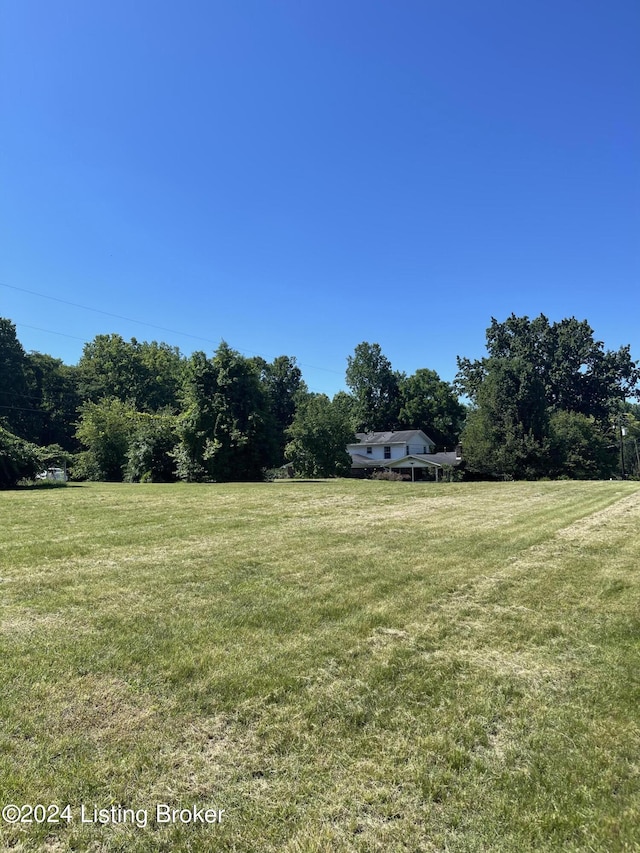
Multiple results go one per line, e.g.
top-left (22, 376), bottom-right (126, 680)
top-left (1, 280), bottom-right (344, 376)
top-left (0, 404), bottom-right (52, 414)
top-left (2, 281), bottom-right (224, 346)
top-left (13, 322), bottom-right (89, 343)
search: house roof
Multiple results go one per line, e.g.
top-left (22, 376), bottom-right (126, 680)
top-left (379, 452), bottom-right (461, 468)
top-left (382, 454), bottom-right (442, 469)
top-left (350, 453), bottom-right (383, 469)
top-left (351, 429), bottom-right (434, 447)
top-left (350, 450), bottom-right (461, 470)
top-left (427, 451), bottom-right (462, 467)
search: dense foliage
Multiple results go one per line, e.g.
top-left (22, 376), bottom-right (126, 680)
top-left (175, 343), bottom-right (275, 482)
top-left (0, 425), bottom-right (43, 488)
top-left (346, 342), bottom-right (401, 432)
top-left (457, 315), bottom-right (639, 479)
top-left (285, 393), bottom-right (355, 478)
top-left (1, 314), bottom-right (637, 483)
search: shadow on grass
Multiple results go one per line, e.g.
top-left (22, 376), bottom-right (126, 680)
top-left (13, 482), bottom-right (85, 491)
top-left (271, 479), bottom-right (339, 484)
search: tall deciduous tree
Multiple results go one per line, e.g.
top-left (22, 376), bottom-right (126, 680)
top-left (548, 411), bottom-right (614, 480)
top-left (78, 334), bottom-right (143, 405)
top-left (460, 358), bottom-right (549, 479)
top-left (398, 368), bottom-right (465, 449)
top-left (25, 353), bottom-right (81, 451)
top-left (173, 350), bottom-right (216, 482)
top-left (136, 340), bottom-right (185, 411)
top-left (457, 314), bottom-right (639, 479)
top-left (457, 314), bottom-right (639, 420)
top-left (285, 393), bottom-right (355, 478)
top-left (0, 318), bottom-right (33, 438)
top-left (175, 343), bottom-right (274, 482)
top-left (78, 334), bottom-right (183, 412)
top-left (346, 342), bottom-right (401, 431)
top-left (620, 405), bottom-right (640, 478)
top-left (254, 355), bottom-right (307, 466)
top-left (75, 398), bottom-right (140, 481)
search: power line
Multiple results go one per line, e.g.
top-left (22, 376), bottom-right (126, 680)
top-left (2, 280), bottom-right (222, 345)
top-left (0, 404), bottom-right (50, 414)
top-left (1, 280), bottom-right (345, 376)
top-left (2, 328), bottom-right (331, 399)
top-left (13, 322), bottom-right (89, 343)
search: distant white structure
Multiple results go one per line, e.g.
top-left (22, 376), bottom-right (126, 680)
top-left (36, 466), bottom-right (68, 482)
top-left (347, 429), bottom-right (462, 481)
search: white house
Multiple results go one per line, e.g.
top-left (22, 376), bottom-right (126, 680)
top-left (347, 430), bottom-right (462, 481)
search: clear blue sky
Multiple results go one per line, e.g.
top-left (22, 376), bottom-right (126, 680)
top-left (2, 0), bottom-right (638, 397)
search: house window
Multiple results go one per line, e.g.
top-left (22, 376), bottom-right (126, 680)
top-left (366, 447), bottom-right (372, 455)
top-left (384, 446), bottom-right (391, 459)
top-left (423, 446), bottom-right (427, 454)
top-left (406, 446), bottom-right (410, 455)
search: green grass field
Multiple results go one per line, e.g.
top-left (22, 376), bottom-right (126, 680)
top-left (1, 480), bottom-right (639, 852)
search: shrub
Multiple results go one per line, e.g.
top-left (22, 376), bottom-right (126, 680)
top-left (371, 470), bottom-right (405, 481)
top-left (125, 413), bottom-right (178, 483)
top-left (76, 398), bottom-right (138, 481)
top-left (441, 464), bottom-right (463, 482)
top-left (68, 450), bottom-right (101, 482)
top-left (0, 426), bottom-right (43, 488)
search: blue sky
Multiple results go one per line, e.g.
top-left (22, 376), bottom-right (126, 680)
top-left (1, 0), bottom-right (638, 397)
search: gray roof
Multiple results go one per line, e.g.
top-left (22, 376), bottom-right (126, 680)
top-left (352, 429), bottom-right (434, 446)
top-left (350, 453), bottom-right (384, 468)
top-left (421, 451), bottom-right (462, 467)
top-left (350, 451), bottom-right (462, 469)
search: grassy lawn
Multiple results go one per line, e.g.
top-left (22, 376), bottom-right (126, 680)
top-left (1, 479), bottom-right (639, 852)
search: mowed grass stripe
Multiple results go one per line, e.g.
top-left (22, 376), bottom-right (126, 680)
top-left (1, 480), bottom-right (639, 852)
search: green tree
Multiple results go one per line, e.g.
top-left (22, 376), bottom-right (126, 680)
top-left (0, 318), bottom-right (33, 438)
top-left (0, 425), bottom-right (43, 488)
top-left (285, 393), bottom-right (355, 478)
top-left (79, 334), bottom-right (142, 404)
top-left (457, 314), bottom-right (638, 479)
top-left (173, 350), bottom-right (217, 481)
top-left (76, 398), bottom-right (140, 481)
top-left (548, 411), bottom-right (614, 479)
top-left (204, 342), bottom-right (273, 481)
top-left (460, 358), bottom-right (549, 479)
top-left (457, 314), bottom-right (639, 421)
top-left (78, 334), bottom-right (183, 412)
top-left (398, 368), bottom-right (465, 448)
top-left (345, 342), bottom-right (401, 431)
top-left (331, 390), bottom-right (357, 429)
top-left (255, 355), bottom-right (307, 467)
top-left (175, 343), bottom-right (274, 482)
top-left (125, 411), bottom-right (179, 482)
top-left (136, 340), bottom-right (184, 411)
top-left (25, 353), bottom-right (81, 451)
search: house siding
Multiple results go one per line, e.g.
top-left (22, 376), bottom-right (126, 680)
top-left (347, 430), bottom-right (438, 470)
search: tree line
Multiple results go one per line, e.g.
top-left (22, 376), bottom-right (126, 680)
top-left (1, 314), bottom-right (638, 487)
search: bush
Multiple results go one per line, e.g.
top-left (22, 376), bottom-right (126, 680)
top-left (548, 411), bottom-right (615, 479)
top-left (125, 414), bottom-right (178, 483)
top-left (264, 467), bottom-right (293, 481)
top-left (0, 426), bottom-right (43, 488)
top-left (441, 464), bottom-right (463, 482)
top-left (371, 470), bottom-right (405, 481)
top-left (68, 450), bottom-right (101, 482)
top-left (76, 398), bottom-right (138, 481)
